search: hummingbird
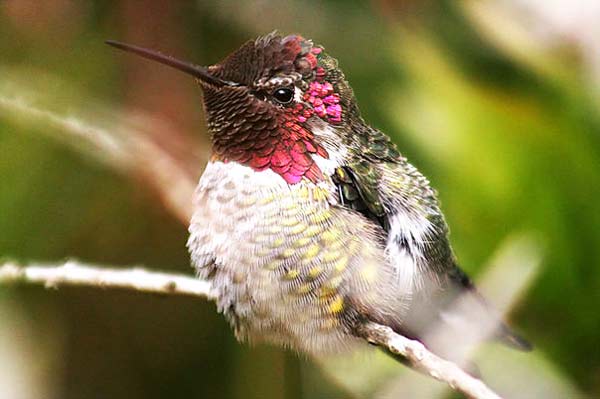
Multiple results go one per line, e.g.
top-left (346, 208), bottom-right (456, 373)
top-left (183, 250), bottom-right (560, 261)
top-left (106, 33), bottom-right (531, 359)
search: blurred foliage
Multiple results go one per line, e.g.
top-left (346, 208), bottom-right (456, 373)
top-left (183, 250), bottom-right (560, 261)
top-left (1, 1), bottom-right (599, 398)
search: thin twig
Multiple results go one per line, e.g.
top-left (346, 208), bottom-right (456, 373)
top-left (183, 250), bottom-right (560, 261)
top-left (357, 322), bottom-right (502, 399)
top-left (0, 261), bottom-right (215, 299)
top-left (0, 261), bottom-right (502, 399)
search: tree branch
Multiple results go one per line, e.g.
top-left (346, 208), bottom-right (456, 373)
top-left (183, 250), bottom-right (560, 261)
top-left (0, 261), bottom-right (215, 300)
top-left (0, 261), bottom-right (501, 399)
top-left (357, 323), bottom-right (502, 399)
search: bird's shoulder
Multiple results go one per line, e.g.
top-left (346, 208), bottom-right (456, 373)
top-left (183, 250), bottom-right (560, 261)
top-left (330, 124), bottom-right (455, 275)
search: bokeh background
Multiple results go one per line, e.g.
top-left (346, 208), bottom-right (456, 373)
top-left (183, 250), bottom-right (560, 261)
top-left (1, 1), bottom-right (599, 398)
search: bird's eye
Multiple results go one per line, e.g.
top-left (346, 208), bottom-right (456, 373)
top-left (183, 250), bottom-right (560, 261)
top-left (272, 87), bottom-right (294, 104)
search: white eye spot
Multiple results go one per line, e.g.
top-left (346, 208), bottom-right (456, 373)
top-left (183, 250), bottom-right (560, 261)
top-left (294, 86), bottom-right (304, 103)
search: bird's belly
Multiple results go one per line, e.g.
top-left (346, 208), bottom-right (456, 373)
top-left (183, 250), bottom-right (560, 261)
top-left (187, 161), bottom-right (409, 354)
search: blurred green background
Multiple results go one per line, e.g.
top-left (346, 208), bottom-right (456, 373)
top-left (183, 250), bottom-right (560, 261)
top-left (1, 1), bottom-right (599, 398)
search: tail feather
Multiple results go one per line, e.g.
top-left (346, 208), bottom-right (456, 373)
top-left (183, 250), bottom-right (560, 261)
top-left (449, 264), bottom-right (533, 352)
top-left (496, 323), bottom-right (533, 351)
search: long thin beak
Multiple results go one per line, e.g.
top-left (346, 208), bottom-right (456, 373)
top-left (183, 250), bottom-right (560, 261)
top-left (105, 40), bottom-right (235, 88)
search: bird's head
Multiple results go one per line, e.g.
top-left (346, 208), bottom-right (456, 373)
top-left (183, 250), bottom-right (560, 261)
top-left (107, 33), bottom-right (359, 184)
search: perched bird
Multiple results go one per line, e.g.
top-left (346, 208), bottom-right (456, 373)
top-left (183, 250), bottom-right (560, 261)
top-left (106, 33), bottom-right (530, 359)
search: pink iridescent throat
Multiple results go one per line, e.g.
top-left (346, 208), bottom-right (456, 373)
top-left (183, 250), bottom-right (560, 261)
top-left (257, 46), bottom-right (341, 184)
top-left (221, 44), bottom-right (343, 185)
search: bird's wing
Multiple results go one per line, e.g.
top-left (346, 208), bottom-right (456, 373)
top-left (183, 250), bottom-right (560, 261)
top-left (333, 150), bottom-right (456, 283)
top-left (329, 128), bottom-right (531, 351)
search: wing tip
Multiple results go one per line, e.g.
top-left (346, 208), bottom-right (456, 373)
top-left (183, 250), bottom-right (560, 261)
top-left (498, 324), bottom-right (533, 352)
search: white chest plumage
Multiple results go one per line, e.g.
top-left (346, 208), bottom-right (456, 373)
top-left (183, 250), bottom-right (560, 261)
top-left (187, 161), bottom-right (415, 354)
